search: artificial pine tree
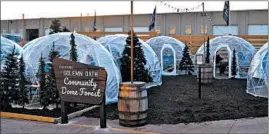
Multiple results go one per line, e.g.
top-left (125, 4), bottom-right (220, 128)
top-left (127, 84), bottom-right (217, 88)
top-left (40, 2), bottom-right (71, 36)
top-left (231, 49), bottom-right (237, 79)
top-left (179, 44), bottom-right (194, 75)
top-left (69, 33), bottom-right (78, 107)
top-left (37, 54), bottom-right (50, 109)
top-left (1, 46), bottom-right (19, 109)
top-left (49, 19), bottom-right (62, 34)
top-left (120, 31), bottom-right (152, 82)
top-left (48, 42), bottom-right (60, 108)
top-left (205, 36), bottom-right (210, 64)
top-left (62, 26), bottom-right (70, 32)
top-left (70, 33), bottom-right (78, 61)
top-left (17, 54), bottom-right (29, 109)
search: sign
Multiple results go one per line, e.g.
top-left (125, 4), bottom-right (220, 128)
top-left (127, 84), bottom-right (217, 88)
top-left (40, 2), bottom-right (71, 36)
top-left (196, 54), bottom-right (204, 65)
top-left (222, 1), bottom-right (230, 26)
top-left (53, 58), bottom-right (107, 105)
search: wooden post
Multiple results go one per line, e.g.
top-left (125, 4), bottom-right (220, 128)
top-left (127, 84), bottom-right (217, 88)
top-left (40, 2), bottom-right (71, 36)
top-left (100, 93), bottom-right (106, 128)
top-left (130, 1), bottom-right (134, 83)
top-left (61, 100), bottom-right (68, 124)
top-left (198, 66), bottom-right (201, 99)
top-left (202, 2), bottom-right (205, 63)
top-left (22, 14), bottom-right (25, 40)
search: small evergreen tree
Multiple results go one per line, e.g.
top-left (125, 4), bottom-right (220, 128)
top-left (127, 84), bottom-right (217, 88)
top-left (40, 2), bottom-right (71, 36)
top-left (48, 42), bottom-right (60, 108)
top-left (1, 46), bottom-right (19, 109)
top-left (231, 49), bottom-right (237, 79)
top-left (17, 55), bottom-right (29, 109)
top-left (69, 33), bottom-right (79, 107)
top-left (62, 26), bottom-right (70, 32)
top-left (70, 33), bottom-right (78, 61)
top-left (179, 44), bottom-right (194, 75)
top-left (205, 36), bottom-right (210, 64)
top-left (49, 19), bottom-right (62, 34)
top-left (120, 31), bottom-right (152, 82)
top-left (37, 54), bottom-right (51, 109)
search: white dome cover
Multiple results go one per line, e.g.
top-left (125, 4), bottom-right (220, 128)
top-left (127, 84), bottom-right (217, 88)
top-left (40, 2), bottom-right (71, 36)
top-left (22, 32), bottom-right (121, 104)
top-left (98, 34), bottom-right (162, 88)
top-left (1, 36), bottom-right (22, 69)
top-left (196, 35), bottom-right (256, 78)
top-left (247, 43), bottom-right (268, 98)
top-left (146, 36), bottom-right (186, 75)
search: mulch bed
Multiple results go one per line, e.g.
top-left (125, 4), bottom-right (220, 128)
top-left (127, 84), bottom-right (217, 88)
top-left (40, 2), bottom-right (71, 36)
top-left (1, 104), bottom-right (91, 118)
top-left (83, 76), bottom-right (268, 124)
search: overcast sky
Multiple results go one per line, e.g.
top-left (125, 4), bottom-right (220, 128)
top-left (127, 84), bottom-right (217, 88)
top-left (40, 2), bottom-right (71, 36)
top-left (1, 1), bottom-right (268, 20)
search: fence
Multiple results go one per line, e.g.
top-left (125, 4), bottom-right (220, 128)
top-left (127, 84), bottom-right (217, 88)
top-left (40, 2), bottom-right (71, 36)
top-left (77, 31), bottom-right (267, 54)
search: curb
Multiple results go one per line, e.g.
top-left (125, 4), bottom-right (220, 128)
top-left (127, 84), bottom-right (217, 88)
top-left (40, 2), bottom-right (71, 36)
top-left (1, 112), bottom-right (57, 123)
top-left (1, 105), bottom-right (98, 124)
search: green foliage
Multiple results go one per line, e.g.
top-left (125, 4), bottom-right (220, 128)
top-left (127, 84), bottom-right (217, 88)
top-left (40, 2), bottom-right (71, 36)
top-left (17, 54), bottom-right (29, 109)
top-left (49, 19), bottom-right (62, 34)
top-left (37, 54), bottom-right (53, 109)
top-left (231, 49), bottom-right (237, 78)
top-left (120, 31), bottom-right (152, 82)
top-left (205, 37), bottom-right (210, 64)
top-left (70, 33), bottom-right (78, 61)
top-left (0, 46), bottom-right (19, 109)
top-left (48, 42), bottom-right (60, 108)
top-left (179, 44), bottom-right (194, 75)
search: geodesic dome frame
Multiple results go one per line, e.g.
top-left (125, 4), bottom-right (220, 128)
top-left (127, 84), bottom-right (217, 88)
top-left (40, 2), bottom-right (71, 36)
top-left (146, 36), bottom-right (186, 75)
top-left (22, 32), bottom-right (121, 104)
top-left (247, 43), bottom-right (268, 98)
top-left (98, 34), bottom-right (162, 88)
top-left (196, 35), bottom-right (256, 79)
top-left (1, 36), bottom-right (22, 69)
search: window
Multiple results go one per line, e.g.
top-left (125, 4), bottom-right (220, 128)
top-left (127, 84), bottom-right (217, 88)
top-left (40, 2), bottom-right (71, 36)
top-left (169, 26), bottom-right (176, 35)
top-left (248, 25), bottom-right (268, 35)
top-left (201, 25), bottom-right (207, 34)
top-left (45, 29), bottom-right (50, 35)
top-left (213, 25), bottom-right (238, 35)
top-left (104, 27), bottom-right (123, 32)
top-left (133, 27), bottom-right (148, 32)
top-left (85, 28), bottom-right (90, 32)
top-left (184, 25), bottom-right (192, 35)
top-left (10, 29), bottom-right (15, 34)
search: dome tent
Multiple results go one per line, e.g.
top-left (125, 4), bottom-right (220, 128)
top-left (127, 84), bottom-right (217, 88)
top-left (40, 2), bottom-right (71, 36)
top-left (98, 34), bottom-right (162, 88)
top-left (146, 36), bottom-right (187, 75)
top-left (247, 43), bottom-right (268, 98)
top-left (22, 32), bottom-right (121, 104)
top-left (1, 36), bottom-right (22, 69)
top-left (196, 35), bottom-right (256, 79)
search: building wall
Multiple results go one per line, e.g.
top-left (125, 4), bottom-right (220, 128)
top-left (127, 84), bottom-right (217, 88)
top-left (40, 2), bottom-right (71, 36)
top-left (1, 10), bottom-right (267, 41)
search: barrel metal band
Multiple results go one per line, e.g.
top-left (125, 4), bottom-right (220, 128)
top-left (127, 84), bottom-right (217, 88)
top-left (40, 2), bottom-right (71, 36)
top-left (119, 117), bottom-right (147, 123)
top-left (120, 87), bottom-right (147, 92)
top-left (118, 109), bottom-right (148, 115)
top-left (118, 96), bottom-right (148, 100)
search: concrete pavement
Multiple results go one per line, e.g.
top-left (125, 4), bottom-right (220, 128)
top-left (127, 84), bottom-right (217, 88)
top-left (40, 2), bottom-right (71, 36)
top-left (1, 116), bottom-right (268, 133)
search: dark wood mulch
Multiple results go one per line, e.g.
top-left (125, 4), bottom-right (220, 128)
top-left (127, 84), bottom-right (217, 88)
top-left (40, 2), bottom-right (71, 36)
top-left (1, 104), bottom-right (91, 118)
top-left (83, 76), bottom-right (268, 124)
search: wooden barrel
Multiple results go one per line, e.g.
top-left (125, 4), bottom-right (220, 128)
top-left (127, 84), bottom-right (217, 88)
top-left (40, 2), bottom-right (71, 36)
top-left (197, 64), bottom-right (213, 84)
top-left (118, 81), bottom-right (148, 127)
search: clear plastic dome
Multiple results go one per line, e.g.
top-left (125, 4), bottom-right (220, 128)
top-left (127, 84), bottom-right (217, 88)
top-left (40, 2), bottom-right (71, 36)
top-left (1, 36), bottom-right (22, 69)
top-left (22, 32), bottom-right (121, 104)
top-left (146, 36), bottom-right (186, 75)
top-left (196, 35), bottom-right (256, 78)
top-left (98, 34), bottom-right (162, 88)
top-left (247, 43), bottom-right (268, 98)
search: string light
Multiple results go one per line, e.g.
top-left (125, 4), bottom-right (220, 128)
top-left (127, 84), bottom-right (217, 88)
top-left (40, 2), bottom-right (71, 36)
top-left (159, 1), bottom-right (225, 35)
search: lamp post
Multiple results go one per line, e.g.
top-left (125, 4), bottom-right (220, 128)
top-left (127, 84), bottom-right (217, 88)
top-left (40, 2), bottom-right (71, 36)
top-left (196, 54), bottom-right (204, 99)
top-left (130, 1), bottom-right (134, 83)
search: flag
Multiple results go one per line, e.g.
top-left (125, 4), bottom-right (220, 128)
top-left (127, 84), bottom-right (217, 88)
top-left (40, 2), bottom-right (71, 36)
top-left (149, 6), bottom-right (156, 31)
top-left (93, 10), bottom-right (97, 32)
top-left (222, 1), bottom-right (230, 26)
